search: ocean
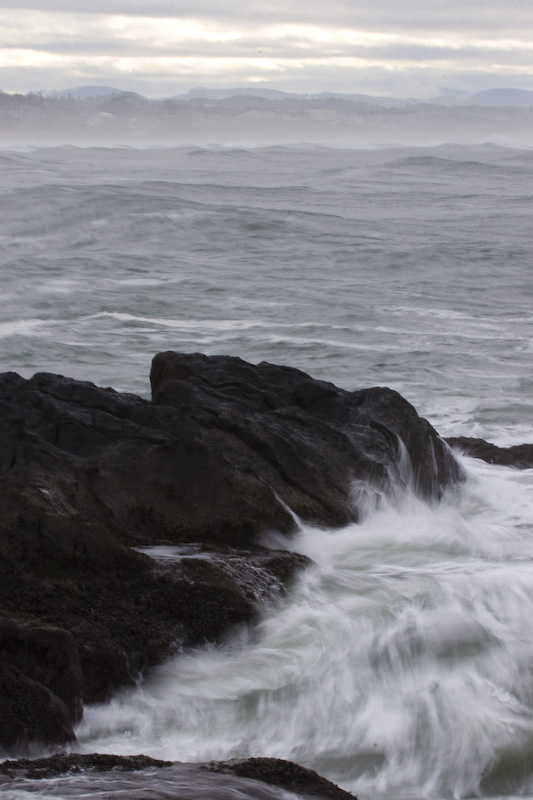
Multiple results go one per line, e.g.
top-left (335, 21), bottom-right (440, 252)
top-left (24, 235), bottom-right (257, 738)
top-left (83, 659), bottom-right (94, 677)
top-left (1, 141), bottom-right (533, 799)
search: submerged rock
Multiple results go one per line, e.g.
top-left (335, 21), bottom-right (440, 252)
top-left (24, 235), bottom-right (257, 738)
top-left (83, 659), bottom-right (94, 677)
top-left (0, 352), bottom-right (462, 751)
top-left (446, 436), bottom-right (533, 469)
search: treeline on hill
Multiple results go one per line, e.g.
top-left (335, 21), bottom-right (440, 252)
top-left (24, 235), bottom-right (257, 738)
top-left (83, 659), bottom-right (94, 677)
top-left (1, 88), bottom-right (532, 144)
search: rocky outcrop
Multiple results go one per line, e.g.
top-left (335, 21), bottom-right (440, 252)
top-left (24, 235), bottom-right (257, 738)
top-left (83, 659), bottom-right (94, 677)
top-left (0, 352), bottom-right (462, 752)
top-left (0, 533), bottom-right (308, 752)
top-left (445, 436), bottom-right (533, 469)
top-left (210, 757), bottom-right (356, 799)
top-left (0, 754), bottom-right (357, 800)
top-left (0, 753), bottom-right (173, 778)
top-left (150, 352), bottom-right (462, 526)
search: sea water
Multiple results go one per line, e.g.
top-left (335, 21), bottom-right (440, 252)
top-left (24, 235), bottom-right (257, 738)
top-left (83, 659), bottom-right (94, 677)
top-left (1, 142), bottom-right (533, 799)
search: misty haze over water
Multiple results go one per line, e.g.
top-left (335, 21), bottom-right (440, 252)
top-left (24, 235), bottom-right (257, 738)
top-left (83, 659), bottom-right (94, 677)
top-left (2, 86), bottom-right (533, 147)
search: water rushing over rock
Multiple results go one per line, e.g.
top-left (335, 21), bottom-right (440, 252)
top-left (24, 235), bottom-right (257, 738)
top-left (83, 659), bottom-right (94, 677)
top-left (0, 755), bottom-right (356, 800)
top-left (0, 352), bottom-right (462, 753)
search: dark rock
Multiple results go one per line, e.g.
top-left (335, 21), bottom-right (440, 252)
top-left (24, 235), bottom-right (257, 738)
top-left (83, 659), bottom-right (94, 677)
top-left (445, 437), bottom-right (533, 469)
top-left (0, 525), bottom-right (307, 709)
top-left (150, 351), bottom-right (463, 525)
top-left (0, 752), bottom-right (172, 778)
top-left (1, 753), bottom-right (357, 800)
top-left (0, 662), bottom-right (76, 750)
top-left (0, 481), bottom-right (308, 750)
top-left (209, 757), bottom-right (356, 799)
top-left (0, 353), bottom-right (462, 751)
top-left (0, 620), bottom-right (83, 723)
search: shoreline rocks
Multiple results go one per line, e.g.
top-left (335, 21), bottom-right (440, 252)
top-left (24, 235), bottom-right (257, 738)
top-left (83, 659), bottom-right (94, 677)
top-left (445, 436), bottom-right (533, 469)
top-left (0, 754), bottom-right (357, 799)
top-left (0, 352), bottom-right (463, 752)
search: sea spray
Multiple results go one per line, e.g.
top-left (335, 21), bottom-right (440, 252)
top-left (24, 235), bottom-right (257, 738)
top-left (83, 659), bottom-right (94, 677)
top-left (72, 457), bottom-right (533, 798)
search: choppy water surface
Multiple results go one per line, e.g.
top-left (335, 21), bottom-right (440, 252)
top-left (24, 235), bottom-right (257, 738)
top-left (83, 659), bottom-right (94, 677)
top-left (1, 143), bottom-right (532, 442)
top-left (1, 142), bottom-right (533, 799)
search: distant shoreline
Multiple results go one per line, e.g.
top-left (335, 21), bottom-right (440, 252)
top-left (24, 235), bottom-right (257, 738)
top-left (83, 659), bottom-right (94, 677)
top-left (2, 90), bottom-right (533, 148)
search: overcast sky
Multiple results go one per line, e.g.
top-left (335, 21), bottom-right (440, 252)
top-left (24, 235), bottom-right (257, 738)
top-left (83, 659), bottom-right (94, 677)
top-left (1, 0), bottom-right (533, 98)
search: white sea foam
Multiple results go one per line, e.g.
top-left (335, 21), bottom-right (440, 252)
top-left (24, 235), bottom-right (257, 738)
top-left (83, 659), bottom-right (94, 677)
top-left (82, 312), bottom-right (362, 335)
top-left (0, 319), bottom-right (48, 338)
top-left (72, 460), bottom-right (533, 798)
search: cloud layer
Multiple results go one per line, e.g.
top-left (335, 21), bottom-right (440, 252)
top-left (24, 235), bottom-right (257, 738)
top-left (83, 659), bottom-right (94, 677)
top-left (2, 2), bottom-right (533, 97)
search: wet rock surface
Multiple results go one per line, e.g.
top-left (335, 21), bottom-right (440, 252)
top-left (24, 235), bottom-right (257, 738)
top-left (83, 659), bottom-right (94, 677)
top-left (209, 757), bottom-right (356, 799)
top-left (0, 662), bottom-right (76, 749)
top-left (0, 754), bottom-right (357, 800)
top-left (150, 352), bottom-right (462, 521)
top-left (0, 752), bottom-right (173, 778)
top-left (0, 352), bottom-right (462, 751)
top-left (445, 436), bottom-right (533, 469)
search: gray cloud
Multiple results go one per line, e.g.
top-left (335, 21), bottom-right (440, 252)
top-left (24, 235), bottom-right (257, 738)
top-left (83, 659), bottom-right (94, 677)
top-left (1, 1), bottom-right (532, 97)
top-left (2, 0), bottom-right (533, 33)
top-left (7, 37), bottom-right (533, 69)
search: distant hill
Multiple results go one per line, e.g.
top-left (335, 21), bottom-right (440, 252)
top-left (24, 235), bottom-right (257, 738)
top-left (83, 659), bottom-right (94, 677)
top-left (169, 87), bottom-right (411, 107)
top-left (169, 87), bottom-right (302, 101)
top-left (156, 86), bottom-right (533, 109)
top-left (430, 87), bottom-right (533, 107)
top-left (29, 84), bottom-right (533, 109)
top-left (467, 88), bottom-right (533, 107)
top-left (3, 84), bottom-right (533, 148)
top-left (314, 92), bottom-right (410, 108)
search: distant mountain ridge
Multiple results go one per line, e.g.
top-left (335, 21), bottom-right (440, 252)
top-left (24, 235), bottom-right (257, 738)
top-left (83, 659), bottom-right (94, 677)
top-left (468, 88), bottom-right (533, 107)
top-left (33, 84), bottom-right (533, 108)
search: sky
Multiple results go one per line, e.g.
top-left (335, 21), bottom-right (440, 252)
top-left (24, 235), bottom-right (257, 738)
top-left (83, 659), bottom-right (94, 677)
top-left (1, 0), bottom-right (533, 99)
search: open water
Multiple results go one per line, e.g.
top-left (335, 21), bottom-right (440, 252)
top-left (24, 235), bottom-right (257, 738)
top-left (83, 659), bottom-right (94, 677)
top-left (1, 142), bottom-right (533, 799)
